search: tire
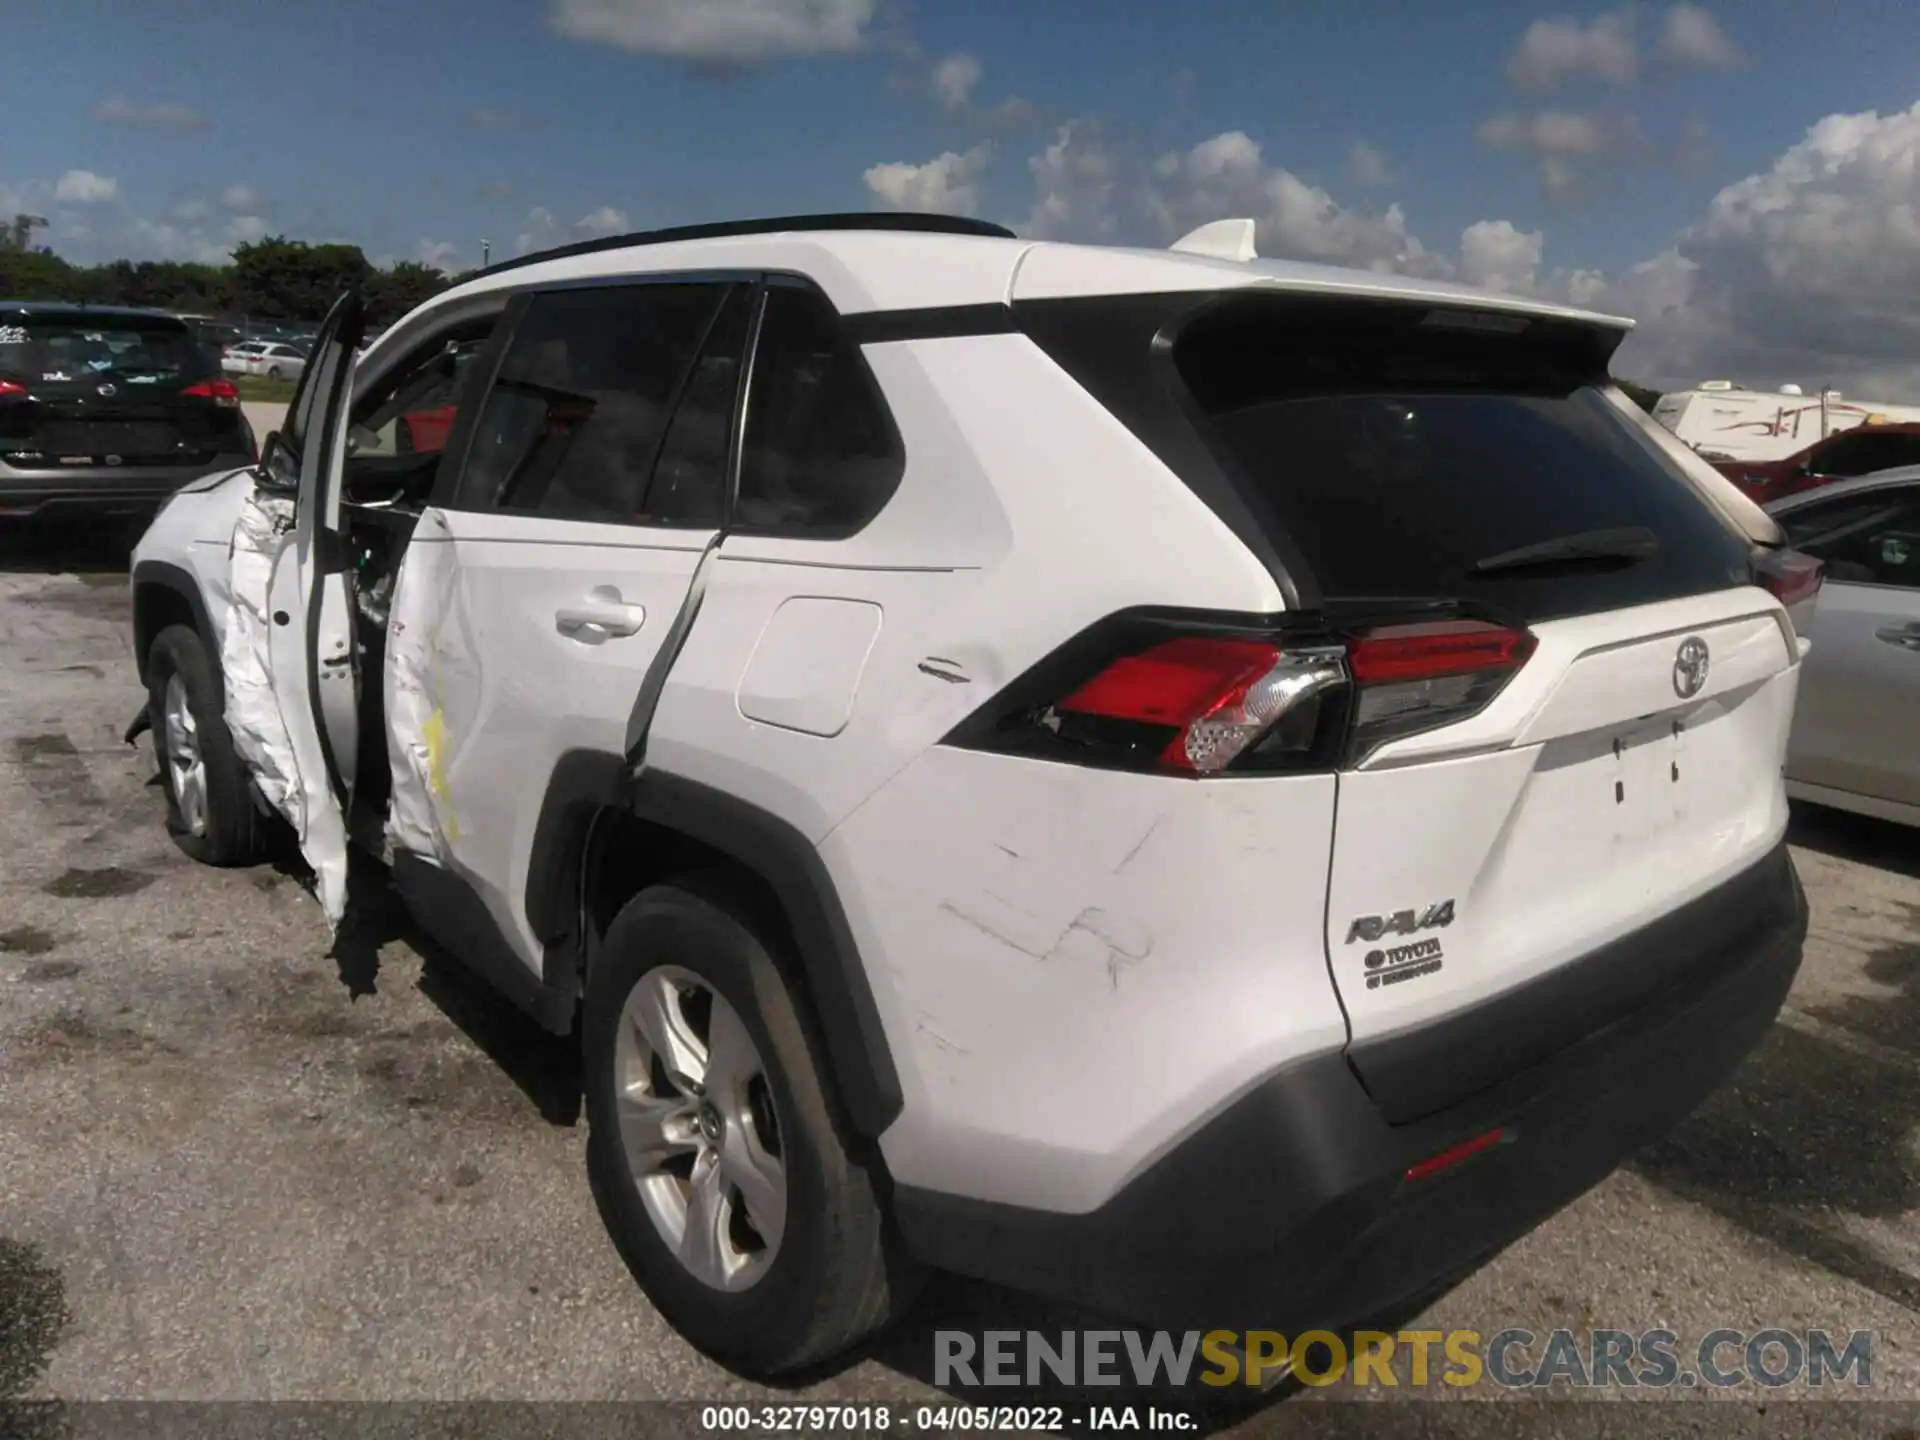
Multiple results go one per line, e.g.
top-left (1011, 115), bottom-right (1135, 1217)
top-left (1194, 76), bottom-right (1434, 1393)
top-left (145, 624), bottom-right (272, 866)
top-left (583, 874), bottom-right (921, 1375)
top-left (266, 366), bottom-right (283, 381)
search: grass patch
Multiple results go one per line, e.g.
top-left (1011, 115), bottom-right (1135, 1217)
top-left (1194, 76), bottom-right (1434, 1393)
top-left (233, 375), bottom-right (298, 404)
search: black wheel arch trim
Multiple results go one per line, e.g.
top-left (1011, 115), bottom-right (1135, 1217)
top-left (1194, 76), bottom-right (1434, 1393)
top-left (524, 753), bottom-right (904, 1138)
top-left (131, 560), bottom-right (223, 693)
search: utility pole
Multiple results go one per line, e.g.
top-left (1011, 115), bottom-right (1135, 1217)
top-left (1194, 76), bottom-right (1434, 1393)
top-left (480, 238), bottom-right (491, 268)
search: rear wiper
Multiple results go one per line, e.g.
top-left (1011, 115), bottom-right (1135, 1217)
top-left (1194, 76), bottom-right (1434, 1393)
top-left (1470, 525), bottom-right (1659, 575)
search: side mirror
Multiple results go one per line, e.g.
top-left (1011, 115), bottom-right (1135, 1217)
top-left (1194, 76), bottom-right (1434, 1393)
top-left (255, 431), bottom-right (299, 494)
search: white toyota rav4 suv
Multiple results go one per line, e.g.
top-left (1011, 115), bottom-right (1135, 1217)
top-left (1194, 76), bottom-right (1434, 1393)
top-left (127, 212), bottom-right (1818, 1377)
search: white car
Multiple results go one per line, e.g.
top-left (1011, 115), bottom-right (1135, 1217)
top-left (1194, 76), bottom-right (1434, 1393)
top-left (1768, 467), bottom-right (1920, 826)
top-left (219, 341), bottom-right (266, 376)
top-left (125, 212), bottom-right (1814, 1376)
top-left (238, 341), bottom-right (307, 381)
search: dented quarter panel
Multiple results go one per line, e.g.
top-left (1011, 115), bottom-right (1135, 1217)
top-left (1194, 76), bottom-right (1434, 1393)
top-left (820, 745), bottom-right (1347, 1214)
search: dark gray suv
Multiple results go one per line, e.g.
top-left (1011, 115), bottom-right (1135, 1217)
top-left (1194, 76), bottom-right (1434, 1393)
top-left (0, 302), bottom-right (254, 520)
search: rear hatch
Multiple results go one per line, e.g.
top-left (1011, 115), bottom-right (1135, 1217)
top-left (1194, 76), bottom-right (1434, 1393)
top-left (0, 311), bottom-right (247, 468)
top-left (1143, 291), bottom-right (1806, 1120)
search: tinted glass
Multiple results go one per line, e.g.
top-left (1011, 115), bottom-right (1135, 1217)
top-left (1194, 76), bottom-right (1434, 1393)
top-left (734, 284), bottom-right (902, 537)
top-left (641, 285), bottom-right (750, 527)
top-left (1817, 432), bottom-right (1920, 477)
top-left (464, 284), bottom-right (724, 521)
top-left (0, 315), bottom-right (213, 388)
top-left (1170, 295), bottom-right (1754, 622)
top-left (1780, 487), bottom-right (1920, 588)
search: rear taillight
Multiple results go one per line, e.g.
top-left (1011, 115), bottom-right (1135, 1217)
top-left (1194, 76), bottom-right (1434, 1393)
top-left (0, 380), bottom-right (25, 397)
top-left (1753, 548), bottom-right (1824, 609)
top-left (1056, 637), bottom-right (1348, 774)
top-left (184, 377), bottom-right (241, 408)
top-left (1346, 619), bottom-right (1536, 757)
top-left (946, 613), bottom-right (1535, 777)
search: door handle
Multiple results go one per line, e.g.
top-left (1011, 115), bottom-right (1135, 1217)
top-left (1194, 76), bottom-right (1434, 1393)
top-left (1874, 623), bottom-right (1920, 652)
top-left (555, 587), bottom-right (646, 640)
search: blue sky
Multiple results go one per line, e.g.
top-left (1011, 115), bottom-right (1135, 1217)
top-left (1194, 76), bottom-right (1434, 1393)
top-left (7, 1), bottom-right (1920, 390)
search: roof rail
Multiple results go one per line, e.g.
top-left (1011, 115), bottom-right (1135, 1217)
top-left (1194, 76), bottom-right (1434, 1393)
top-left (472, 211), bottom-right (1018, 280)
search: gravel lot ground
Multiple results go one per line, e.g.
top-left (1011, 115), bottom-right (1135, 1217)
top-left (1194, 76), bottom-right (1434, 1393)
top-left (3, 521), bottom-right (1919, 1435)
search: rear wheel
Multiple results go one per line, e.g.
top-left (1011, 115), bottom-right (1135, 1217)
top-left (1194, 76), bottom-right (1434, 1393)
top-left (145, 624), bottom-right (272, 866)
top-left (266, 365), bottom-right (283, 380)
top-left (583, 875), bottom-right (920, 1375)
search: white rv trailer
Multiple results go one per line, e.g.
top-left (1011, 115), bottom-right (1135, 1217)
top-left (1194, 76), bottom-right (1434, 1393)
top-left (1653, 381), bottom-right (1920, 462)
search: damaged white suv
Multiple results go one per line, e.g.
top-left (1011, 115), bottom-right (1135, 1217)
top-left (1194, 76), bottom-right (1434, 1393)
top-left (128, 211), bottom-right (1819, 1376)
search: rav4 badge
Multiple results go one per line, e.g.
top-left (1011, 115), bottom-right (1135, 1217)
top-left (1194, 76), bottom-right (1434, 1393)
top-left (1345, 899), bottom-right (1455, 945)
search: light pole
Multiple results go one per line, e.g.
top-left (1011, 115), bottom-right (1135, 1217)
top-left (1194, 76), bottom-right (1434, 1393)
top-left (480, 238), bottom-right (491, 268)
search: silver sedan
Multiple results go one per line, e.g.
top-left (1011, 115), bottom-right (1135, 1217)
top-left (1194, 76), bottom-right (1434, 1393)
top-left (1768, 467), bottom-right (1920, 826)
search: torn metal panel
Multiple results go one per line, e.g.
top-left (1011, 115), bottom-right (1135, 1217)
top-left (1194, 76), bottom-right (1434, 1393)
top-left (219, 481), bottom-right (351, 926)
top-left (220, 486), bottom-right (305, 834)
top-left (383, 508), bottom-right (462, 863)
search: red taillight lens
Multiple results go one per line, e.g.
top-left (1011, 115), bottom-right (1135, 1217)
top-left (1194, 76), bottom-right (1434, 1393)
top-left (184, 377), bottom-right (241, 408)
top-left (1058, 637), bottom-right (1347, 774)
top-left (0, 379), bottom-right (26, 397)
top-left (1348, 621), bottom-right (1534, 684)
top-left (1753, 548), bottom-right (1823, 609)
top-left (1345, 619), bottom-right (1535, 760)
top-left (947, 614), bottom-right (1534, 777)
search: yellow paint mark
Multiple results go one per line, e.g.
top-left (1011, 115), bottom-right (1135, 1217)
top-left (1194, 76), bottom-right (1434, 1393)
top-left (422, 706), bottom-right (460, 843)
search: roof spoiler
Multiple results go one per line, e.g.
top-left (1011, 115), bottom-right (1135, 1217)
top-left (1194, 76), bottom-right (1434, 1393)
top-left (1171, 218), bottom-right (1258, 262)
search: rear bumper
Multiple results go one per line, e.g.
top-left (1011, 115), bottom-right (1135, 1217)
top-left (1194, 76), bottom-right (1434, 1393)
top-left (0, 460), bottom-right (248, 518)
top-left (893, 839), bottom-right (1807, 1333)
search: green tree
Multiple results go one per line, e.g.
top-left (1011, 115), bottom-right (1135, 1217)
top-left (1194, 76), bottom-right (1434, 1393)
top-left (364, 260), bottom-right (452, 329)
top-left (231, 236), bottom-right (374, 322)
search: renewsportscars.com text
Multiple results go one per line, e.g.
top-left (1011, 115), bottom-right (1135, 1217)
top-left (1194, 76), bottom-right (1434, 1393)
top-left (934, 1327), bottom-right (1874, 1390)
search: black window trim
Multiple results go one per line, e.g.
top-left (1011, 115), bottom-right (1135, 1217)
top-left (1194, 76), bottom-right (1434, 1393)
top-left (434, 268), bottom-right (766, 523)
top-left (724, 270), bottom-right (909, 544)
top-left (435, 264), bottom-right (909, 542)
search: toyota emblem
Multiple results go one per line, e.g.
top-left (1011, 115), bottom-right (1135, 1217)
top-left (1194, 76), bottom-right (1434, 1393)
top-left (96, 382), bottom-right (116, 397)
top-left (1672, 636), bottom-right (1710, 699)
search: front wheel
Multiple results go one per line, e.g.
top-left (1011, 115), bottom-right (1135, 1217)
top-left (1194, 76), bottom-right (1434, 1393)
top-left (145, 624), bottom-right (273, 866)
top-left (266, 366), bottom-right (283, 380)
top-left (583, 876), bottom-right (921, 1375)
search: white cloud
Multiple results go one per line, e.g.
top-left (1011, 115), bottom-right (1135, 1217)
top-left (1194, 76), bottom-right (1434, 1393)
top-left (169, 198), bottom-right (210, 223)
top-left (54, 170), bottom-right (117, 203)
top-left (467, 106), bottom-right (527, 129)
top-left (1476, 110), bottom-right (1642, 201)
top-left (1143, 129), bottom-right (1452, 277)
top-left (226, 215), bottom-right (271, 244)
top-left (1025, 120), bottom-right (1123, 241)
top-left (1659, 3), bottom-right (1746, 71)
top-left (1506, 10), bottom-right (1637, 90)
top-left (220, 184), bottom-right (262, 213)
top-left (89, 96), bottom-right (206, 132)
top-left (514, 203), bottom-right (631, 254)
top-left (864, 145), bottom-right (991, 217)
top-left (576, 204), bottom-right (629, 236)
top-left (1458, 220), bottom-right (1546, 294)
top-left (1348, 140), bottom-right (1393, 187)
top-left (127, 217), bottom-right (232, 266)
top-left (932, 51), bottom-right (981, 111)
top-left (417, 239), bottom-right (461, 270)
top-left (546, 0), bottom-right (876, 65)
top-left (1594, 101), bottom-right (1920, 394)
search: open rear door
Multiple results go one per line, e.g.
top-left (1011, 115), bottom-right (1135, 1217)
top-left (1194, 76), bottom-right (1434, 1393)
top-left (226, 289), bottom-right (365, 924)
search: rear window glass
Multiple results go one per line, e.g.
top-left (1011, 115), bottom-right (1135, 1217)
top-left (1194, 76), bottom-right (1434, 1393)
top-left (0, 316), bottom-right (211, 387)
top-left (1171, 296), bottom-right (1755, 622)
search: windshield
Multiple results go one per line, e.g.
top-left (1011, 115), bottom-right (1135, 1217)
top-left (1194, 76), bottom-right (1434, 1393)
top-left (0, 316), bottom-right (214, 388)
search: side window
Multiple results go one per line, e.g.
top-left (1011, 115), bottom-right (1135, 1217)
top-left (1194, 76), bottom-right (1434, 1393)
top-left (1815, 432), bottom-right (1915, 478)
top-left (640, 285), bottom-right (752, 528)
top-left (461, 283), bottom-right (728, 523)
top-left (733, 283), bottom-right (904, 538)
top-left (348, 328), bottom-right (494, 466)
top-left (1783, 487), bottom-right (1920, 588)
